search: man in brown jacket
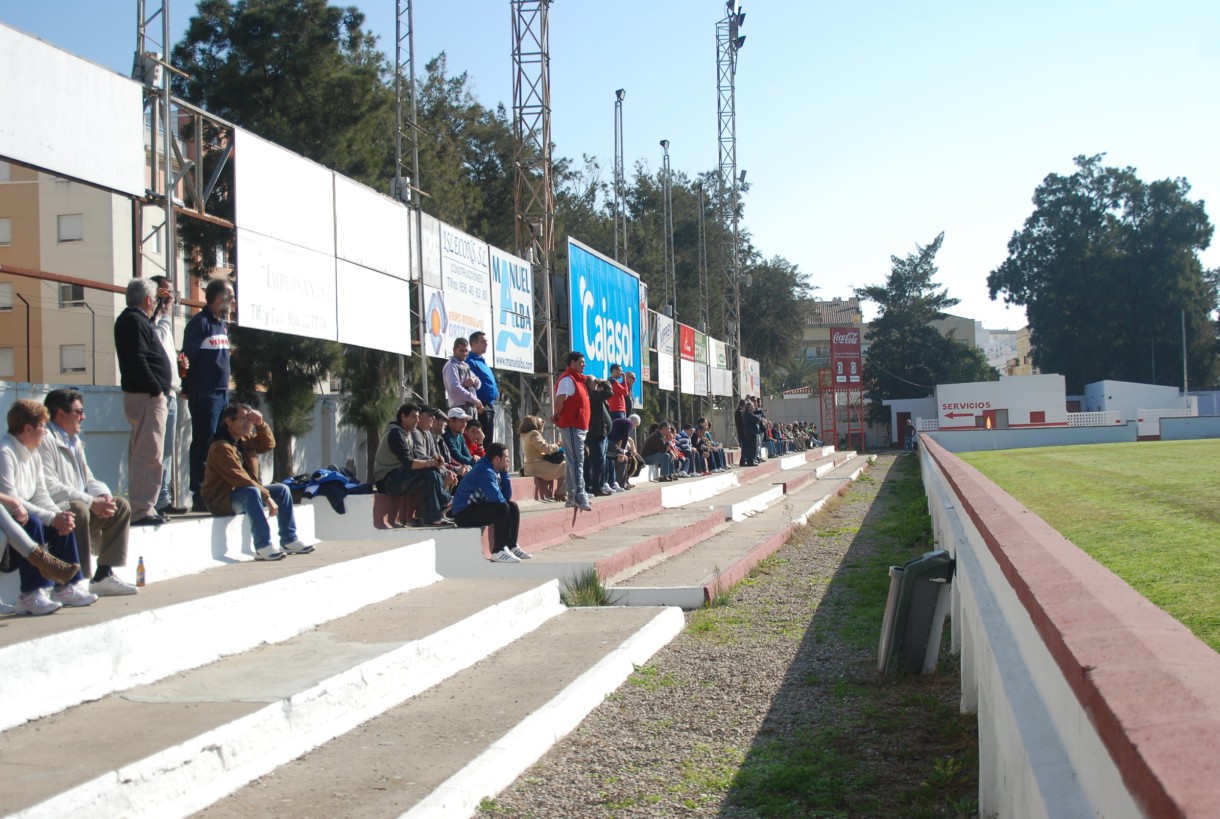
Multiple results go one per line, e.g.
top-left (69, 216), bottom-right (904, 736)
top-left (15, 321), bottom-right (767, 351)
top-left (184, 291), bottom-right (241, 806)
top-left (201, 403), bottom-right (313, 561)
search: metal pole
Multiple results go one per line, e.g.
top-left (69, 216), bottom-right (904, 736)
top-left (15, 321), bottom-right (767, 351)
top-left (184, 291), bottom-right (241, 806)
top-left (16, 294), bottom-right (30, 382)
top-left (1181, 308), bottom-right (1188, 395)
top-left (614, 89), bottom-right (627, 264)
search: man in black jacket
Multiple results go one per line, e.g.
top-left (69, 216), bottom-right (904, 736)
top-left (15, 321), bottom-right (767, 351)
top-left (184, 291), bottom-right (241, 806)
top-left (113, 278), bottom-right (173, 526)
top-left (586, 379), bottom-right (614, 496)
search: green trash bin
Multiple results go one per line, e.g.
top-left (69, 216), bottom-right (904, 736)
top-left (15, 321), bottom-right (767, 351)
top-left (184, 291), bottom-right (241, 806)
top-left (878, 549), bottom-right (955, 675)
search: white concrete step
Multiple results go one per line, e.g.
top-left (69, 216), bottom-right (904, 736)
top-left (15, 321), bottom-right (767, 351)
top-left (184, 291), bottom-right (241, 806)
top-left (0, 537), bottom-right (440, 732)
top-left (613, 457), bottom-right (869, 608)
top-left (193, 605), bottom-right (684, 819)
top-left (0, 578), bottom-right (561, 819)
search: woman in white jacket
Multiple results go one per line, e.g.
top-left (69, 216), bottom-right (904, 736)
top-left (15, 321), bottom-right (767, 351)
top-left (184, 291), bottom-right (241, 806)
top-left (0, 399), bottom-right (94, 616)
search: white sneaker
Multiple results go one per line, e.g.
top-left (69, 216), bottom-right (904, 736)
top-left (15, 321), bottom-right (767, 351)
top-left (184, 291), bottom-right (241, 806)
top-left (281, 540), bottom-right (315, 555)
top-left (255, 545), bottom-right (286, 561)
top-left (577, 497), bottom-right (593, 512)
top-left (609, 483), bottom-right (624, 493)
top-left (52, 582), bottom-right (98, 608)
top-left (490, 549), bottom-right (521, 563)
top-left (16, 587), bottom-right (62, 616)
top-left (599, 484), bottom-right (613, 495)
top-left (510, 546), bottom-right (533, 560)
top-left (90, 574), bottom-right (138, 597)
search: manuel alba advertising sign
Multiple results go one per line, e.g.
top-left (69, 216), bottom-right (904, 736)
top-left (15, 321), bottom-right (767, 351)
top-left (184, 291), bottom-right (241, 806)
top-left (567, 237), bottom-right (642, 402)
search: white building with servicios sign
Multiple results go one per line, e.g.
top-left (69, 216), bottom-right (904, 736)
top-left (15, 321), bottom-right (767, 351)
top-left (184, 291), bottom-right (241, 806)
top-left (936, 374), bottom-right (1068, 431)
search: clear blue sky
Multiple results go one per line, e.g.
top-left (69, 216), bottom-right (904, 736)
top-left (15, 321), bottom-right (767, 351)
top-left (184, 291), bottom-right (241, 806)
top-left (5, 1), bottom-right (1219, 331)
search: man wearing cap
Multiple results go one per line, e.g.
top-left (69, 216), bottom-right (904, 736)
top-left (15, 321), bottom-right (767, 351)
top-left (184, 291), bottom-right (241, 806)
top-left (440, 407), bottom-right (476, 477)
top-left (466, 331), bottom-right (498, 441)
top-left (442, 337), bottom-right (483, 418)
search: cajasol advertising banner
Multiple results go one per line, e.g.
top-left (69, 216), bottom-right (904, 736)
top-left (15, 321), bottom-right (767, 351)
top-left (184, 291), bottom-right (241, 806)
top-left (567, 237), bottom-right (642, 404)
top-left (488, 245), bottom-right (534, 373)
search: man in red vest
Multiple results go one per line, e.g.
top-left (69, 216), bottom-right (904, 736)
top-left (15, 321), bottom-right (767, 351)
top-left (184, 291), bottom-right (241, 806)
top-left (551, 351), bottom-right (592, 511)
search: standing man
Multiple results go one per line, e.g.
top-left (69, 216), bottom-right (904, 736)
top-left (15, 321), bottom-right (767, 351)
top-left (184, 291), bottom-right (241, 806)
top-left (183, 278), bottom-right (233, 512)
top-left (39, 389), bottom-right (137, 595)
top-left (114, 278), bottom-right (172, 526)
top-left (466, 331), bottom-right (498, 441)
top-left (442, 337), bottom-right (483, 418)
top-left (201, 403), bottom-right (313, 561)
top-left (552, 351), bottom-right (591, 511)
top-left (607, 364), bottom-right (629, 421)
top-left (150, 275), bottom-right (186, 516)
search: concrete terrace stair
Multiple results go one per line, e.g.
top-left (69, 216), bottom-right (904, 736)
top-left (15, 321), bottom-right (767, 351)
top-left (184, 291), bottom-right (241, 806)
top-left (0, 444), bottom-right (864, 818)
top-left (0, 578), bottom-right (563, 818)
top-left (194, 606), bottom-right (685, 819)
top-left (612, 455), bottom-right (866, 608)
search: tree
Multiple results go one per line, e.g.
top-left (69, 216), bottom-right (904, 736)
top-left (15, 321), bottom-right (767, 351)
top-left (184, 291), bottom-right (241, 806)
top-left (988, 155), bottom-right (1217, 392)
top-left (173, 0), bottom-right (393, 477)
top-left (338, 345), bottom-right (400, 480)
top-left (857, 234), bottom-right (997, 420)
top-left (740, 254), bottom-right (813, 375)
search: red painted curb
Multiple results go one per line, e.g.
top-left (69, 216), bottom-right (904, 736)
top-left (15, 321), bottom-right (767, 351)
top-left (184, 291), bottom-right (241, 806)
top-left (923, 437), bottom-right (1220, 819)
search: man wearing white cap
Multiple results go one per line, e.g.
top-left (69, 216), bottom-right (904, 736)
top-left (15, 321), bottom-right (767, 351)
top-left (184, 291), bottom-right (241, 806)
top-left (441, 407), bottom-right (476, 478)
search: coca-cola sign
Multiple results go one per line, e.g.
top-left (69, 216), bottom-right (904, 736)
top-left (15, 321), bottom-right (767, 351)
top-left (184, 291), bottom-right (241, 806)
top-left (832, 330), bottom-right (859, 346)
top-left (829, 325), bottom-right (861, 385)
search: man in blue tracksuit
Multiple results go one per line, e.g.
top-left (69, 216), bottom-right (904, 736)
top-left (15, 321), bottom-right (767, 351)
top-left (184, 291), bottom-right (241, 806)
top-left (182, 279), bottom-right (233, 511)
top-left (466, 331), bottom-right (498, 442)
top-left (451, 442), bottom-right (530, 563)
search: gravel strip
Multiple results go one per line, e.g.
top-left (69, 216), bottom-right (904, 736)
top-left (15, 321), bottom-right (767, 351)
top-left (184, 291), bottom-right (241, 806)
top-left (476, 454), bottom-right (910, 818)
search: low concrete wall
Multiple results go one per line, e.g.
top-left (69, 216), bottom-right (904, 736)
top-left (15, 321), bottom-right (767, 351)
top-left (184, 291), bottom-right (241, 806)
top-left (1160, 415), bottom-right (1220, 441)
top-left (923, 422), bottom-right (1136, 453)
top-left (920, 437), bottom-right (1220, 818)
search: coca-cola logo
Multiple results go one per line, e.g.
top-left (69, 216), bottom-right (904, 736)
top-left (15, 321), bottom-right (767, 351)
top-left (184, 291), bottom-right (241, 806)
top-left (832, 331), bottom-right (859, 345)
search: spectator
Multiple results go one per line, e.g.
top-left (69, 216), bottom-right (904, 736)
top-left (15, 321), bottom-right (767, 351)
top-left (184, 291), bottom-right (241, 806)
top-left (39, 389), bottom-right (137, 596)
top-left (607, 364), bottom-right (629, 420)
top-left (451, 442), bottom-right (530, 564)
top-left (552, 351), bottom-right (592, 511)
top-left (677, 423), bottom-right (706, 475)
top-left (622, 370), bottom-right (637, 416)
top-left (442, 338), bottom-right (483, 417)
top-left (440, 407), bottom-right (476, 477)
top-left (114, 278), bottom-right (173, 526)
top-left (587, 379), bottom-right (615, 496)
top-left (641, 421), bottom-right (677, 481)
top-left (424, 408), bottom-right (462, 491)
top-left (150, 275), bottom-right (186, 516)
top-left (371, 403), bottom-right (451, 528)
top-left (905, 418), bottom-right (917, 451)
top-left (464, 419), bottom-right (486, 459)
top-left (201, 403), bottom-right (314, 560)
top-left (519, 415), bottom-right (565, 502)
top-left (608, 413), bottom-right (639, 490)
top-left (695, 418), bottom-right (728, 472)
top-left (1, 399), bottom-right (95, 615)
top-left (183, 278), bottom-right (233, 512)
top-left (740, 400), bottom-right (761, 466)
top-left (466, 331), bottom-right (498, 440)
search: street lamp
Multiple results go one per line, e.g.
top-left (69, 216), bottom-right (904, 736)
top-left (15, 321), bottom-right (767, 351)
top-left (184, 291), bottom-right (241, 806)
top-left (614, 89), bottom-right (627, 263)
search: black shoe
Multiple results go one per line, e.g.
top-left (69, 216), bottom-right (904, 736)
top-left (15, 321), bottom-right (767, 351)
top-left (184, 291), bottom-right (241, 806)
top-left (190, 497), bottom-right (208, 513)
top-left (157, 505), bottom-right (188, 516)
top-left (132, 514), bottom-right (169, 527)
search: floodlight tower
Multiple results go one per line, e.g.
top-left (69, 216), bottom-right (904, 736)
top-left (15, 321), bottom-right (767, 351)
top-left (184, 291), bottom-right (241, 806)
top-left (395, 0), bottom-right (427, 402)
top-left (134, 0), bottom-right (177, 297)
top-left (614, 89), bottom-right (628, 264)
top-left (717, 1), bottom-right (746, 402)
top-left (661, 139), bottom-right (679, 427)
top-left (512, 0), bottom-right (556, 404)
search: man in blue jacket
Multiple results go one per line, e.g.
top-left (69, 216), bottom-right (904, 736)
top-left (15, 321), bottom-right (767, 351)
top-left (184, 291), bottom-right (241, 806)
top-left (451, 442), bottom-right (530, 563)
top-left (182, 279), bottom-right (233, 511)
top-left (466, 331), bottom-right (498, 441)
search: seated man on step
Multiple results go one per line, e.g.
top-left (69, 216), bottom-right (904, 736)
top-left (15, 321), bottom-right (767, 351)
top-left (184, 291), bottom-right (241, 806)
top-left (451, 442), bottom-right (531, 564)
top-left (201, 403), bottom-right (313, 561)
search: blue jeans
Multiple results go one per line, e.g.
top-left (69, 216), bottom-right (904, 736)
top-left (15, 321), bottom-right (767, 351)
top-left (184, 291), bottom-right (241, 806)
top-left (644, 451), bottom-right (673, 478)
top-left (158, 394), bottom-right (178, 510)
top-left (189, 390), bottom-right (228, 495)
top-left (231, 484), bottom-right (296, 550)
top-left (15, 516), bottom-right (83, 593)
top-left (586, 435), bottom-right (608, 489)
top-left (558, 426), bottom-right (588, 502)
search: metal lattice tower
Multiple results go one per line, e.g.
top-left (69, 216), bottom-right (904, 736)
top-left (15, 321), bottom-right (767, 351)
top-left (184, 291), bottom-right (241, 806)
top-left (613, 89), bottom-right (627, 264)
top-left (716, 2), bottom-right (745, 401)
top-left (134, 0), bottom-right (177, 296)
top-left (395, 0), bottom-right (428, 403)
top-left (512, 0), bottom-right (556, 396)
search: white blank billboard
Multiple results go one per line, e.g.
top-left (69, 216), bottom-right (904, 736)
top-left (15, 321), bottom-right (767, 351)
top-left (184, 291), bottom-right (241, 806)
top-left (234, 129), bottom-right (335, 257)
top-left (334, 175), bottom-right (410, 281)
top-left (336, 260), bottom-right (412, 355)
top-left (0, 24), bottom-right (145, 196)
